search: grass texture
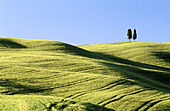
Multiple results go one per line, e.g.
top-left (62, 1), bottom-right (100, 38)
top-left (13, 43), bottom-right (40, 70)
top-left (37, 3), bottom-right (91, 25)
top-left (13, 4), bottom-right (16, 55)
top-left (0, 37), bottom-right (170, 111)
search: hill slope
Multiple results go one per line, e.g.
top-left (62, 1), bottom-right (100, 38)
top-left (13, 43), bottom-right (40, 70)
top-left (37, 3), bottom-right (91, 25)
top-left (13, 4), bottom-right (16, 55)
top-left (0, 37), bottom-right (170, 111)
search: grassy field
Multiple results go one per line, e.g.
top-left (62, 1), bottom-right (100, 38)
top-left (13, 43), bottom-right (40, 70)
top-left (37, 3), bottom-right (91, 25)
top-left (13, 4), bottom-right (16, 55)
top-left (0, 37), bottom-right (170, 111)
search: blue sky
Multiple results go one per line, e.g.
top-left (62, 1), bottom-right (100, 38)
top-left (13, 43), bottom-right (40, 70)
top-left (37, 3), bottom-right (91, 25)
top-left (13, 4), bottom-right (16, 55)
top-left (0, 0), bottom-right (170, 45)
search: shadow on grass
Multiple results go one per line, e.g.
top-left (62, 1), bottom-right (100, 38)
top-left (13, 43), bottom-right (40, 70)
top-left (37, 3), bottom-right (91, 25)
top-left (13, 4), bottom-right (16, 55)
top-left (41, 99), bottom-right (115, 111)
top-left (0, 79), bottom-right (50, 95)
top-left (85, 52), bottom-right (170, 72)
top-left (152, 52), bottom-right (170, 63)
top-left (99, 61), bottom-right (170, 93)
top-left (78, 51), bottom-right (170, 93)
top-left (45, 43), bottom-right (170, 73)
top-left (0, 39), bottom-right (27, 48)
top-left (0, 43), bottom-right (170, 94)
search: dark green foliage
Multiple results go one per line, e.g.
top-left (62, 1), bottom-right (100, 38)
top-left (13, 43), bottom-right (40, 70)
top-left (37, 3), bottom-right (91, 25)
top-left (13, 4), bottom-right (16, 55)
top-left (127, 29), bottom-right (132, 42)
top-left (133, 29), bottom-right (137, 41)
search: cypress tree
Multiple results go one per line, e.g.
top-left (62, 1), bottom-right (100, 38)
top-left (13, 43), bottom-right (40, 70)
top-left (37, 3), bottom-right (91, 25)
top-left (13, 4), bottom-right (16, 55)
top-left (133, 29), bottom-right (137, 41)
top-left (127, 29), bottom-right (132, 42)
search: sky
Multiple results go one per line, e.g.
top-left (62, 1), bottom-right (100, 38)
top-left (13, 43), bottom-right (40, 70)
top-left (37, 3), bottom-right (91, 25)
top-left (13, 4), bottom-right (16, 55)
top-left (0, 0), bottom-right (170, 45)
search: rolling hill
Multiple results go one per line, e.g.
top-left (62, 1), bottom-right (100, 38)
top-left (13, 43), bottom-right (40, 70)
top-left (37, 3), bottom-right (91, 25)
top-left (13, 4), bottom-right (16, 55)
top-left (0, 37), bottom-right (170, 111)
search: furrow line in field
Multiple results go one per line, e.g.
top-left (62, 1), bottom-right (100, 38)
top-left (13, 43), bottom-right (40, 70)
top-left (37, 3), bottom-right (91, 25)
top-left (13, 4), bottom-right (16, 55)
top-left (143, 97), bottom-right (170, 111)
top-left (65, 76), bottom-right (110, 98)
top-left (97, 95), bottom-right (117, 105)
top-left (65, 91), bottom-right (85, 98)
top-left (71, 79), bottom-right (123, 99)
top-left (101, 89), bottom-right (146, 106)
top-left (51, 76), bottom-right (107, 91)
top-left (66, 79), bottom-right (127, 99)
top-left (55, 77), bottom-right (99, 88)
top-left (71, 92), bottom-right (88, 99)
top-left (134, 100), bottom-right (153, 111)
top-left (144, 100), bottom-right (163, 111)
top-left (135, 96), bottom-right (170, 111)
top-left (101, 95), bottom-right (126, 106)
top-left (144, 100), bottom-right (165, 111)
top-left (98, 80), bottom-right (128, 91)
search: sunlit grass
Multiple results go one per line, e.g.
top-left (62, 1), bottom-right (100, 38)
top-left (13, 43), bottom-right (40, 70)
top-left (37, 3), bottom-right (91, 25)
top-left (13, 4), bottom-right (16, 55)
top-left (0, 37), bottom-right (170, 110)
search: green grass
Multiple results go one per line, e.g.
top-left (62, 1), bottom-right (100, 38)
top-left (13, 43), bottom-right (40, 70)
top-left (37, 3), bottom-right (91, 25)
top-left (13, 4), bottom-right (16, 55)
top-left (0, 95), bottom-right (114, 111)
top-left (0, 37), bottom-right (170, 111)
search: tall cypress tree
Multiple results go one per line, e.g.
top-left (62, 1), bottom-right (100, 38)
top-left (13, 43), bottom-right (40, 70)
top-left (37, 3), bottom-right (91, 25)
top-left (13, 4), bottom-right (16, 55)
top-left (133, 29), bottom-right (137, 41)
top-left (127, 29), bottom-right (132, 42)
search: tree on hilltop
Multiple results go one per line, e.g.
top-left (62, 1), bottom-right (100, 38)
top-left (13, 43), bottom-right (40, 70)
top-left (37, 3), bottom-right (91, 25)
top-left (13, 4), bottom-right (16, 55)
top-left (127, 29), bottom-right (132, 42)
top-left (133, 29), bottom-right (137, 41)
